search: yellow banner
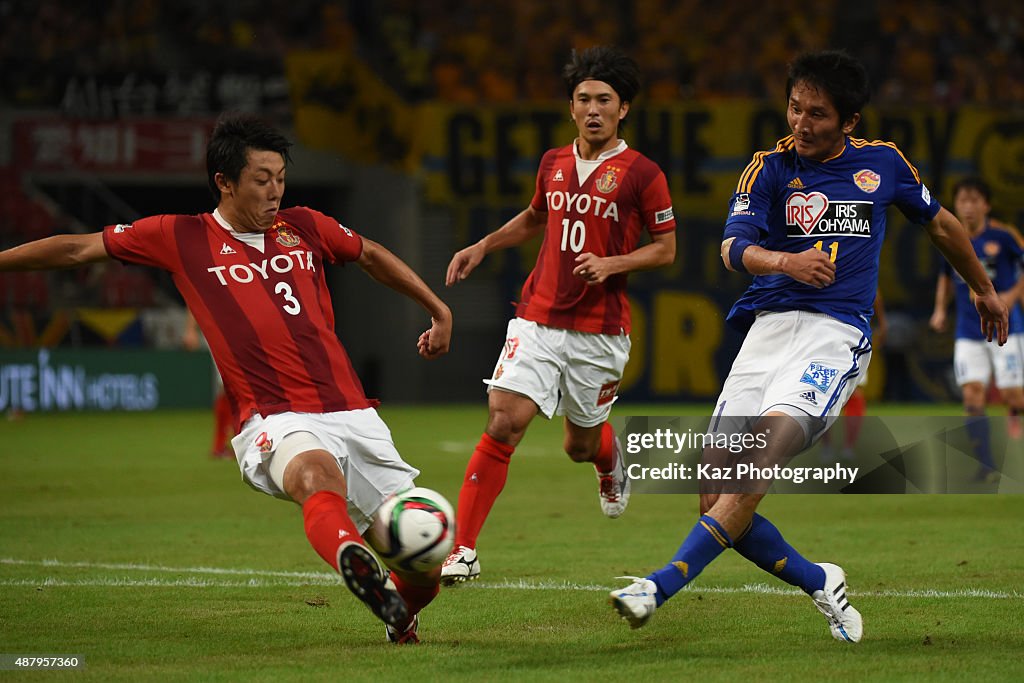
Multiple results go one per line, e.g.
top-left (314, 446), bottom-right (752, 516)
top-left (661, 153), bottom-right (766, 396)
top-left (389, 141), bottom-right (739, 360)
top-left (287, 50), bottom-right (418, 170)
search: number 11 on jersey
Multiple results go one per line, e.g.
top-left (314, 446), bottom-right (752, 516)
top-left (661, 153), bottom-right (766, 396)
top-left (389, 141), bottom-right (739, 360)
top-left (814, 240), bottom-right (838, 263)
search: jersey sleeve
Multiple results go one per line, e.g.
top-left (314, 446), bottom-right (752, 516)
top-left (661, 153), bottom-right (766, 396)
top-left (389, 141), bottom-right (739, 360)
top-left (102, 215), bottom-right (178, 271)
top-left (308, 208), bottom-right (363, 265)
top-left (890, 146), bottom-right (941, 225)
top-left (530, 150), bottom-right (557, 212)
top-left (724, 151), bottom-right (778, 234)
top-left (640, 166), bottom-right (675, 234)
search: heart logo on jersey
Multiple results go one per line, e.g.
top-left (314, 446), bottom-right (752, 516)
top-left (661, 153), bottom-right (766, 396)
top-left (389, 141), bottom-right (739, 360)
top-left (785, 192), bottom-right (829, 235)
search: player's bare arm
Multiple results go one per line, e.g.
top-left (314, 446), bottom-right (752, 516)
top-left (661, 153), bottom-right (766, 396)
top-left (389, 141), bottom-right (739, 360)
top-left (0, 231), bottom-right (109, 271)
top-left (929, 273), bottom-right (952, 332)
top-left (720, 237), bottom-right (836, 289)
top-left (573, 231), bottom-right (675, 285)
top-left (445, 206), bottom-right (547, 286)
top-left (356, 237), bottom-right (453, 359)
top-left (924, 207), bottom-right (1008, 344)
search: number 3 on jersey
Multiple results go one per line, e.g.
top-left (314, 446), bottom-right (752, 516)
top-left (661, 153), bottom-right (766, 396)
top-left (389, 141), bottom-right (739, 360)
top-left (275, 282), bottom-right (301, 315)
top-left (561, 219), bottom-right (586, 253)
top-left (814, 240), bottom-right (838, 263)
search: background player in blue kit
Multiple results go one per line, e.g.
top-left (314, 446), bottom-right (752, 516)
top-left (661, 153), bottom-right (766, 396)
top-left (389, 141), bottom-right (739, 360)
top-left (930, 177), bottom-right (1024, 481)
top-left (610, 50), bottom-right (1008, 643)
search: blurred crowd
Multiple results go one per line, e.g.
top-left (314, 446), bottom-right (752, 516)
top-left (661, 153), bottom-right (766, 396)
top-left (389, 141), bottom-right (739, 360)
top-left (1, 0), bottom-right (1021, 110)
top-left (2, 0), bottom-right (1022, 328)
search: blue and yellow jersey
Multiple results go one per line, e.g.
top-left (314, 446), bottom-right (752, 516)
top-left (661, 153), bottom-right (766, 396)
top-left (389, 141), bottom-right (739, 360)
top-left (943, 220), bottom-right (1024, 340)
top-left (724, 135), bottom-right (940, 338)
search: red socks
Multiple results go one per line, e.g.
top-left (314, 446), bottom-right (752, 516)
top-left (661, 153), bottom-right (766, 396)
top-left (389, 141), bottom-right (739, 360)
top-left (302, 490), bottom-right (364, 572)
top-left (592, 422), bottom-right (617, 473)
top-left (390, 571), bottom-right (439, 618)
top-left (453, 433), bottom-right (514, 549)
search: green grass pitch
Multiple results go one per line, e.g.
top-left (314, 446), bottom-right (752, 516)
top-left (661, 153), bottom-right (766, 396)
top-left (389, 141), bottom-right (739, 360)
top-left (1, 404), bottom-right (1022, 681)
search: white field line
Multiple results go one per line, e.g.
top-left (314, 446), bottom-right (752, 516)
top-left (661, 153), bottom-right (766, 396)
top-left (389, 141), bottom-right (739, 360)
top-left (1, 558), bottom-right (1020, 599)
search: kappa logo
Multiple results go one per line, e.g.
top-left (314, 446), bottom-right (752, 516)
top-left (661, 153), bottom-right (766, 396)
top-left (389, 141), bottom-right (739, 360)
top-left (786, 192), bottom-right (829, 234)
top-left (799, 390), bottom-right (818, 406)
top-left (552, 169), bottom-right (564, 182)
top-left (799, 362), bottom-right (839, 393)
top-left (220, 243), bottom-right (236, 255)
top-left (853, 169), bottom-right (880, 193)
top-left (595, 166), bottom-right (620, 194)
top-left (787, 177), bottom-right (805, 189)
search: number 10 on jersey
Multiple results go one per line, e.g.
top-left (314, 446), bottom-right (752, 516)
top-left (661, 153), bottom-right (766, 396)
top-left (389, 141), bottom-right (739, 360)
top-left (561, 219), bottom-right (586, 253)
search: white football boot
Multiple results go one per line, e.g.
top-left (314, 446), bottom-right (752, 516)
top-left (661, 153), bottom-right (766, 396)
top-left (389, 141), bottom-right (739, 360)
top-left (596, 434), bottom-right (631, 518)
top-left (811, 562), bottom-right (863, 643)
top-left (440, 545), bottom-right (481, 586)
top-left (609, 576), bottom-right (658, 629)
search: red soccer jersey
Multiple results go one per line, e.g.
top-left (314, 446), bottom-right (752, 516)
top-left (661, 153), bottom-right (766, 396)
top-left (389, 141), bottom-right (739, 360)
top-left (102, 207), bottom-right (374, 429)
top-left (518, 143), bottom-right (675, 334)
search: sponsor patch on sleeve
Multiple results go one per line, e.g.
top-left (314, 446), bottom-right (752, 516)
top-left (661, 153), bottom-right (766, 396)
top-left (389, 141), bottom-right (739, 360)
top-left (338, 223), bottom-right (353, 237)
top-left (655, 207), bottom-right (674, 224)
top-left (921, 184), bottom-right (932, 205)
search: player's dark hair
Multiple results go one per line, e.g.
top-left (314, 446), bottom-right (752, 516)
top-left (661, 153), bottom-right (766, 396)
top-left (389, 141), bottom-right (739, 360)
top-left (786, 50), bottom-right (870, 126)
top-left (206, 112), bottom-right (293, 203)
top-left (563, 46), bottom-right (640, 104)
top-left (952, 176), bottom-right (991, 203)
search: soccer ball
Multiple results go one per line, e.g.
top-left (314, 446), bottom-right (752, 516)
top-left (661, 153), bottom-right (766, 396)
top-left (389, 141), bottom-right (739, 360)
top-left (366, 487), bottom-right (455, 573)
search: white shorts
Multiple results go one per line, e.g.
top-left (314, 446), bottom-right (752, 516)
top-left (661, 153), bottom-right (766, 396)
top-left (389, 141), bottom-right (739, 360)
top-left (484, 318), bottom-right (631, 427)
top-left (710, 311), bottom-right (871, 442)
top-left (954, 334), bottom-right (1024, 389)
top-left (231, 408), bottom-right (418, 533)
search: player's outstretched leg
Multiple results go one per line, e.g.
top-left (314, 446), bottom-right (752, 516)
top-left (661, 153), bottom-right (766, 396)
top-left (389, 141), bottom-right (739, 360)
top-left (338, 542), bottom-right (409, 629)
top-left (384, 570), bottom-right (440, 645)
top-left (441, 433), bottom-right (511, 586)
top-left (733, 513), bottom-right (862, 642)
top-left (592, 422), bottom-right (630, 518)
top-left (302, 490), bottom-right (407, 629)
top-left (609, 514), bottom-right (732, 629)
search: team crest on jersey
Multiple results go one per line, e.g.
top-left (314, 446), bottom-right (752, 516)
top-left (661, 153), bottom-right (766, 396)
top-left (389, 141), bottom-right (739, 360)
top-left (255, 432), bottom-right (274, 454)
top-left (786, 192), bottom-right (873, 238)
top-left (799, 362), bottom-right (839, 393)
top-left (552, 169), bottom-right (564, 182)
top-left (983, 240), bottom-right (1001, 257)
top-left (275, 226), bottom-right (300, 247)
top-left (853, 169), bottom-right (880, 193)
top-left (595, 166), bottom-right (620, 194)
